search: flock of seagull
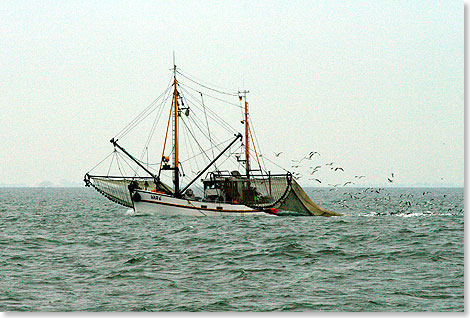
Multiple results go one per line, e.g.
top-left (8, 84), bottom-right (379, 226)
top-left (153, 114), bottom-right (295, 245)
top-left (275, 150), bottom-right (371, 187)
top-left (271, 150), bottom-right (461, 215)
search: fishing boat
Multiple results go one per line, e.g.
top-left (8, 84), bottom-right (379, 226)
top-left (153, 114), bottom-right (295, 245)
top-left (84, 62), bottom-right (340, 217)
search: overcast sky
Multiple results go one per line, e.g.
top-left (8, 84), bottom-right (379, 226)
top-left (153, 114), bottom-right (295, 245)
top-left (0, 0), bottom-right (463, 187)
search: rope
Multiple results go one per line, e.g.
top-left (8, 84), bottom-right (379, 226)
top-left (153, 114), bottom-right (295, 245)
top-left (87, 151), bottom-right (115, 174)
top-left (115, 79), bottom-right (173, 139)
top-left (176, 69), bottom-right (239, 96)
top-left (158, 103), bottom-right (173, 175)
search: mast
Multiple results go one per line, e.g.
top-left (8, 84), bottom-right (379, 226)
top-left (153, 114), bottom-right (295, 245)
top-left (172, 62), bottom-right (180, 194)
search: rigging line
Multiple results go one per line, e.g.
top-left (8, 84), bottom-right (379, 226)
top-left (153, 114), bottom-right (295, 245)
top-left (179, 86), bottom-right (234, 132)
top-left (185, 107), bottom-right (241, 168)
top-left (262, 156), bottom-right (290, 173)
top-left (248, 124), bottom-right (264, 174)
top-left (180, 116), bottom-right (212, 168)
top-left (214, 146), bottom-right (237, 169)
top-left (182, 84), bottom-right (236, 132)
top-left (176, 68), bottom-right (240, 95)
top-left (187, 110), bottom-right (241, 169)
top-left (107, 151), bottom-right (116, 176)
top-left (158, 101), bottom-right (173, 176)
top-left (247, 124), bottom-right (269, 195)
top-left (180, 87), bottom-right (236, 134)
top-left (180, 88), bottom-right (242, 169)
top-left (184, 113), bottom-right (201, 173)
top-left (87, 151), bottom-right (115, 174)
top-left (186, 113), bottom-right (230, 159)
top-left (117, 91), bottom-right (170, 141)
top-left (176, 69), bottom-right (239, 96)
top-left (180, 138), bottom-right (232, 163)
top-left (178, 81), bottom-right (242, 108)
top-left (115, 80), bottom-right (173, 139)
top-left (116, 151), bottom-right (143, 177)
top-left (200, 92), bottom-right (216, 166)
top-left (181, 118), bottom-right (194, 178)
top-left (120, 84), bottom-right (173, 140)
top-left (139, 90), bottom-right (169, 161)
top-left (187, 109), bottom-right (223, 145)
top-left (114, 151), bottom-right (125, 177)
top-left (248, 116), bottom-right (268, 173)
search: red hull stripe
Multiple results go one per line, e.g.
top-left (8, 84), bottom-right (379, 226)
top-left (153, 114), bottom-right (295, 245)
top-left (139, 199), bottom-right (264, 213)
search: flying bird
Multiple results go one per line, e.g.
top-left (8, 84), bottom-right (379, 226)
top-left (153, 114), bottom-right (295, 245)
top-left (354, 175), bottom-right (365, 179)
top-left (343, 181), bottom-right (354, 186)
top-left (307, 151), bottom-right (320, 159)
top-left (387, 178), bottom-right (393, 183)
top-left (273, 152), bottom-right (283, 157)
top-left (334, 167), bottom-right (344, 172)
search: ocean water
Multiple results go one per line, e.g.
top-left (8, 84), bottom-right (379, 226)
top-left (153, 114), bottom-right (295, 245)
top-left (0, 187), bottom-right (464, 312)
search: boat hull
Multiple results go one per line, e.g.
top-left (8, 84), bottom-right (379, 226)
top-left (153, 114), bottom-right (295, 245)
top-left (132, 190), bottom-right (274, 216)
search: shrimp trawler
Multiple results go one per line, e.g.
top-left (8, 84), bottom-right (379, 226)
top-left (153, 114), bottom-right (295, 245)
top-left (84, 63), bottom-right (340, 217)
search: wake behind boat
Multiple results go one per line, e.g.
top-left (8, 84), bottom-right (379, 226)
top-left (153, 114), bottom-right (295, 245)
top-left (84, 62), bottom-right (340, 217)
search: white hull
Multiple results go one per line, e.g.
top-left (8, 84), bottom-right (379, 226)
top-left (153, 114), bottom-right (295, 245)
top-left (132, 190), bottom-right (275, 216)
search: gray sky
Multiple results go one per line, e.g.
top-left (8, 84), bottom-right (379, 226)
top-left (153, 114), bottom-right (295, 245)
top-left (0, 0), bottom-right (463, 187)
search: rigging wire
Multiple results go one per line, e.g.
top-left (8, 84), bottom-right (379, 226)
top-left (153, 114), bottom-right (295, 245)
top-left (87, 151), bottom-right (115, 174)
top-left (139, 85), bottom-right (173, 161)
top-left (185, 111), bottom-right (241, 168)
top-left (183, 114), bottom-right (201, 174)
top-left (178, 81), bottom-right (242, 108)
top-left (262, 155), bottom-right (290, 173)
top-left (248, 124), bottom-right (265, 174)
top-left (176, 69), bottom-right (239, 96)
top-left (180, 116), bottom-right (212, 164)
top-left (107, 151), bottom-right (116, 176)
top-left (200, 92), bottom-right (217, 166)
top-left (116, 151), bottom-right (144, 177)
top-left (115, 78), bottom-right (173, 140)
top-left (115, 151), bottom-right (126, 176)
top-left (248, 116), bottom-right (269, 173)
top-left (181, 117), bottom-right (194, 178)
top-left (158, 100), bottom-right (174, 176)
top-left (180, 138), bottom-right (233, 163)
top-left (179, 86), bottom-right (237, 134)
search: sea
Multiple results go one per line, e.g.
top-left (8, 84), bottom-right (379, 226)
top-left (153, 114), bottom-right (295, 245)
top-left (0, 187), bottom-right (464, 312)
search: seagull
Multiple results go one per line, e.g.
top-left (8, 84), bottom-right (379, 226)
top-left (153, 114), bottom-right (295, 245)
top-left (354, 175), bottom-right (365, 179)
top-left (312, 178), bottom-right (322, 183)
top-left (307, 151), bottom-right (320, 159)
top-left (325, 162), bottom-right (334, 166)
top-left (273, 152), bottom-right (283, 157)
top-left (387, 178), bottom-right (393, 183)
top-left (343, 181), bottom-right (354, 186)
top-left (334, 167), bottom-right (344, 172)
top-left (310, 165), bottom-right (321, 174)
